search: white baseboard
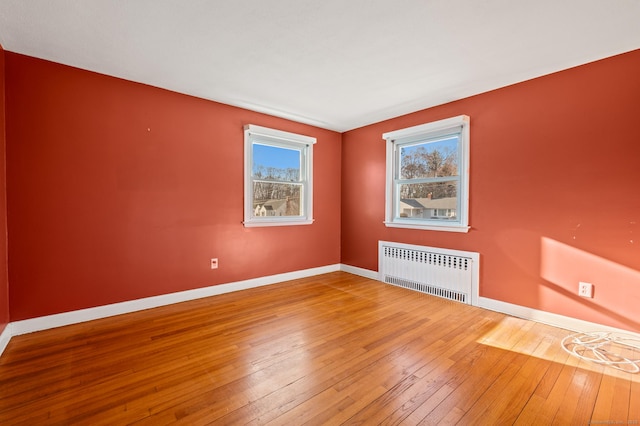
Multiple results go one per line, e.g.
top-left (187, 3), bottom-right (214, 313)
top-left (476, 297), bottom-right (639, 336)
top-left (341, 264), bottom-right (640, 337)
top-left (2, 263), bottom-right (637, 358)
top-left (8, 264), bottom-right (341, 339)
top-left (339, 264), bottom-right (379, 280)
top-left (0, 323), bottom-right (12, 356)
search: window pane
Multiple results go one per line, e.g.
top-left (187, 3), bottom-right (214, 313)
top-left (252, 182), bottom-right (302, 217)
top-left (400, 136), bottom-right (458, 179)
top-left (398, 181), bottom-right (457, 220)
top-left (253, 143), bottom-right (300, 181)
top-left (244, 124), bottom-right (315, 227)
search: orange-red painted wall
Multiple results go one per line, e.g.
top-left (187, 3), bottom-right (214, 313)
top-left (5, 53), bottom-right (341, 321)
top-left (342, 49), bottom-right (640, 332)
top-left (4, 47), bottom-right (640, 332)
top-left (0, 45), bottom-right (8, 333)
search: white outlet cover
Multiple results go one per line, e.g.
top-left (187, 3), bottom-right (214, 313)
top-left (578, 282), bottom-right (593, 298)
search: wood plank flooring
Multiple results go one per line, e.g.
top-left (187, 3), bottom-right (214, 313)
top-left (1, 271), bottom-right (639, 424)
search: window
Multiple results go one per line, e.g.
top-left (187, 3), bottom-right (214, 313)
top-left (244, 124), bottom-right (315, 227)
top-left (383, 115), bottom-right (470, 232)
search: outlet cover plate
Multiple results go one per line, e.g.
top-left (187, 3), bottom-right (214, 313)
top-left (578, 282), bottom-right (593, 298)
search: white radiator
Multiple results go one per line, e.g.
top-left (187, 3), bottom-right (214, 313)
top-left (378, 241), bottom-right (479, 305)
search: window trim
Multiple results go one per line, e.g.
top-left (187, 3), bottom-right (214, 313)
top-left (243, 124), bottom-right (315, 227)
top-left (382, 115), bottom-right (470, 233)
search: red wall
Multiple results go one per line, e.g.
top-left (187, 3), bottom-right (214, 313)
top-left (4, 47), bottom-right (640, 332)
top-left (342, 49), bottom-right (640, 332)
top-left (5, 53), bottom-right (341, 321)
top-left (0, 45), bottom-right (8, 333)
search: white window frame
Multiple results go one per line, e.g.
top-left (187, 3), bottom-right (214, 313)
top-left (244, 124), bottom-right (315, 227)
top-left (383, 115), bottom-right (470, 233)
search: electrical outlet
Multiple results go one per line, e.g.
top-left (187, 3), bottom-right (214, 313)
top-left (210, 258), bottom-right (218, 269)
top-left (578, 282), bottom-right (593, 298)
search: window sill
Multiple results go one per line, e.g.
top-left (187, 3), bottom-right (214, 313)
top-left (244, 219), bottom-right (314, 228)
top-left (383, 221), bottom-right (470, 233)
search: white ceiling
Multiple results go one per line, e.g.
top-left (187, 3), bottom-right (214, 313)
top-left (1, 1), bottom-right (639, 132)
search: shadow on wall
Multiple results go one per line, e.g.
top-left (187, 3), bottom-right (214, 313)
top-left (540, 237), bottom-right (640, 331)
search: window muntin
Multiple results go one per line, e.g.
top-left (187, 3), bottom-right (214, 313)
top-left (244, 125), bottom-right (315, 227)
top-left (383, 115), bottom-right (470, 232)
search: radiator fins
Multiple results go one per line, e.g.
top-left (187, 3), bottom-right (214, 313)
top-left (380, 244), bottom-right (474, 305)
top-left (383, 275), bottom-right (468, 303)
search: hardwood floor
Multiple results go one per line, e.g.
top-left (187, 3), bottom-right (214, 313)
top-left (1, 271), bottom-right (638, 424)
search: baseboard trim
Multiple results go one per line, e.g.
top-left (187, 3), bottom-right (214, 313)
top-left (339, 264), bottom-right (379, 280)
top-left (0, 323), bottom-right (12, 356)
top-left (476, 296), bottom-right (638, 336)
top-left (3, 264), bottom-right (636, 358)
top-left (341, 264), bottom-right (639, 337)
top-left (8, 264), bottom-right (341, 338)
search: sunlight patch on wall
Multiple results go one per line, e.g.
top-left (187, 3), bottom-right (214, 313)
top-left (540, 237), bottom-right (640, 329)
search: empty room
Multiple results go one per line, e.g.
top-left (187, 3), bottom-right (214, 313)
top-left (0, 1), bottom-right (639, 424)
